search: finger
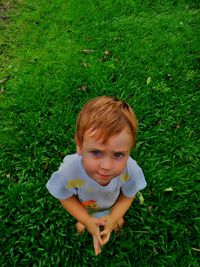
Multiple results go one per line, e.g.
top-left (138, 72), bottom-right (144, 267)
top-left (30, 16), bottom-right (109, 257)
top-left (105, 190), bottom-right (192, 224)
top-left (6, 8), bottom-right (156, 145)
top-left (96, 232), bottom-right (103, 246)
top-left (90, 223), bottom-right (104, 246)
top-left (95, 244), bottom-right (101, 256)
top-left (100, 230), bottom-right (110, 245)
top-left (93, 236), bottom-right (102, 256)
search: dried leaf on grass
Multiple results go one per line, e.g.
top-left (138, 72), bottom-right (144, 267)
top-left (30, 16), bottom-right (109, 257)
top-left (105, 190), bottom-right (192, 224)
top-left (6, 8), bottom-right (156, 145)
top-left (146, 77), bottom-right (151, 85)
top-left (164, 187), bottom-right (173, 192)
top-left (82, 49), bottom-right (94, 54)
top-left (137, 192), bottom-right (144, 205)
top-left (0, 88), bottom-right (4, 95)
top-left (79, 85), bottom-right (87, 92)
top-left (104, 50), bottom-right (110, 55)
top-left (81, 62), bottom-right (90, 68)
top-left (0, 77), bottom-right (9, 84)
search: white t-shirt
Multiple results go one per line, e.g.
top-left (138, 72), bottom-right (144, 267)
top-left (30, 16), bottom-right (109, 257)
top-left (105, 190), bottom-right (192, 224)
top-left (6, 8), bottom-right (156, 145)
top-left (46, 153), bottom-right (146, 215)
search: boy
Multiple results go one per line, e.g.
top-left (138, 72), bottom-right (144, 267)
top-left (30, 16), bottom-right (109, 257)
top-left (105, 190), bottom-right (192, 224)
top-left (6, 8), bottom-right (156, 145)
top-left (46, 96), bottom-right (146, 255)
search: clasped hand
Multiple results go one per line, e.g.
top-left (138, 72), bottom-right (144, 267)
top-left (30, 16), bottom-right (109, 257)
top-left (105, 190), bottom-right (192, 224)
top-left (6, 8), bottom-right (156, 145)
top-left (85, 215), bottom-right (115, 256)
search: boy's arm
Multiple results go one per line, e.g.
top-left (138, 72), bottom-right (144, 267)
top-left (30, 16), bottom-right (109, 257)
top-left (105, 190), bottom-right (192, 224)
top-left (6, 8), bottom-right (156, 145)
top-left (60, 196), bottom-right (105, 246)
top-left (109, 192), bottom-right (135, 221)
top-left (100, 193), bottom-right (135, 244)
top-left (60, 195), bottom-right (90, 225)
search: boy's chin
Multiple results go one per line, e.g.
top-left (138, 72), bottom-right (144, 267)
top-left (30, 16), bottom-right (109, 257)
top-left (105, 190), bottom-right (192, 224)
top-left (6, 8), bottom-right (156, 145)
top-left (94, 176), bottom-right (113, 186)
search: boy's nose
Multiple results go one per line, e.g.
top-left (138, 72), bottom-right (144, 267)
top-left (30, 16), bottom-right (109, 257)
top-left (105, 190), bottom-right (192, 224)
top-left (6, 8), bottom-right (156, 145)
top-left (100, 157), bottom-right (112, 171)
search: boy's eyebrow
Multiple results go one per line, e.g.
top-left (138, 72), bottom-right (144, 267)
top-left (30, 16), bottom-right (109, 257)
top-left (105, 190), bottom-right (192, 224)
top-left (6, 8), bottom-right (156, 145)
top-left (89, 148), bottom-right (129, 154)
top-left (89, 148), bottom-right (103, 152)
top-left (113, 150), bottom-right (129, 154)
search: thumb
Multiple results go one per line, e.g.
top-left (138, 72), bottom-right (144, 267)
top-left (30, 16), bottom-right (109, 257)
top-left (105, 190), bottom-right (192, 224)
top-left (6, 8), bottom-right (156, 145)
top-left (100, 230), bottom-right (110, 245)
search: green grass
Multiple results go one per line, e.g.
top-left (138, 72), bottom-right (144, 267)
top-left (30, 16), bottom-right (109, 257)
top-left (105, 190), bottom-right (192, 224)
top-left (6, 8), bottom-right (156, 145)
top-left (1, 0), bottom-right (200, 266)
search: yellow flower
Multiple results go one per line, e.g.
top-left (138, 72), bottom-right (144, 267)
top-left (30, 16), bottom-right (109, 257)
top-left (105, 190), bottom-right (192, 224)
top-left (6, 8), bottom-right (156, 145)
top-left (120, 173), bottom-right (130, 182)
top-left (86, 187), bottom-right (94, 193)
top-left (66, 179), bottom-right (85, 189)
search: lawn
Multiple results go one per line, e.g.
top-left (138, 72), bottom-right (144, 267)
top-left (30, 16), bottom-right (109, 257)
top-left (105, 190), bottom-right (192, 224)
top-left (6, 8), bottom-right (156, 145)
top-left (1, 0), bottom-right (199, 266)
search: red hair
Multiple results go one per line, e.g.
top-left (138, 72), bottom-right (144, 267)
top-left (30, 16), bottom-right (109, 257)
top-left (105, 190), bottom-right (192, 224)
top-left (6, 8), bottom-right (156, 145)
top-left (75, 96), bottom-right (138, 148)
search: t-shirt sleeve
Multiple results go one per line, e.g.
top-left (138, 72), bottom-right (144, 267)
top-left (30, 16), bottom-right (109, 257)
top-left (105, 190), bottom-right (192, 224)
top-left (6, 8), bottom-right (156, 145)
top-left (46, 154), bottom-right (80, 199)
top-left (46, 170), bottom-right (76, 200)
top-left (121, 157), bottom-right (147, 198)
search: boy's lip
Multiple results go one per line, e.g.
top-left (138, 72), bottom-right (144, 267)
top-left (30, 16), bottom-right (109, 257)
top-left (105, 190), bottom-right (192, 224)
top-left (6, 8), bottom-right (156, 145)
top-left (98, 173), bottom-right (111, 179)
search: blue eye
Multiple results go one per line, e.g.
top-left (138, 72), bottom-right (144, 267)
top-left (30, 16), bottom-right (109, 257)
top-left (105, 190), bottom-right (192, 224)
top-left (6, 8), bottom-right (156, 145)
top-left (91, 150), bottom-right (101, 157)
top-left (114, 152), bottom-right (124, 158)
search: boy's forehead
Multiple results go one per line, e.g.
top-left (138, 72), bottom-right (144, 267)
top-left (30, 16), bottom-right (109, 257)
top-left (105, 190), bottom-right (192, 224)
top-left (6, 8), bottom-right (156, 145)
top-left (83, 128), bottom-right (132, 148)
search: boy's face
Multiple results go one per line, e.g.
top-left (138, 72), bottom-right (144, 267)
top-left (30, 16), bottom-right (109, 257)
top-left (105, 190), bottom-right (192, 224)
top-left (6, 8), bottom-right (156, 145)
top-left (76, 128), bottom-right (132, 186)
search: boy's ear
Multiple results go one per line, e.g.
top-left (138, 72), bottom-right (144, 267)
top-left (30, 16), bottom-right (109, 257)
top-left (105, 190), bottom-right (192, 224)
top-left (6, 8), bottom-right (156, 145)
top-left (76, 144), bottom-right (82, 155)
top-left (75, 136), bottom-right (82, 155)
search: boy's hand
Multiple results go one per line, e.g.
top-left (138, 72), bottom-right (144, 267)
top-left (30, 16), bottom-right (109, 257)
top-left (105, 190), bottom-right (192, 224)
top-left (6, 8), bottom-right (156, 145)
top-left (85, 215), bottom-right (120, 255)
top-left (91, 216), bottom-right (112, 256)
top-left (99, 215), bottom-right (117, 245)
top-left (85, 217), bottom-right (105, 247)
